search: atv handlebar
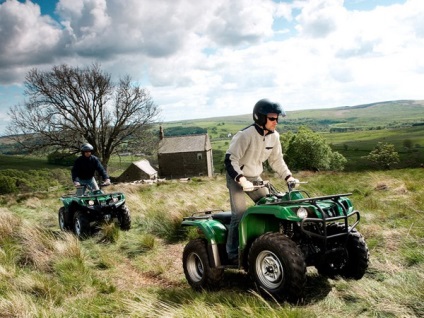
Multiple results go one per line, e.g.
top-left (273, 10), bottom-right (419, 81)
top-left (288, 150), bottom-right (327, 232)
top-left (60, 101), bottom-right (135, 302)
top-left (250, 180), bottom-right (307, 190)
top-left (74, 182), bottom-right (112, 196)
top-left (251, 180), bottom-right (269, 188)
top-left (246, 180), bottom-right (308, 197)
top-left (287, 180), bottom-right (308, 191)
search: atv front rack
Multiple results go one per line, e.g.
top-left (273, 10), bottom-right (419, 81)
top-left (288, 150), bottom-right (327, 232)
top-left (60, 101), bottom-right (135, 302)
top-left (298, 194), bottom-right (360, 244)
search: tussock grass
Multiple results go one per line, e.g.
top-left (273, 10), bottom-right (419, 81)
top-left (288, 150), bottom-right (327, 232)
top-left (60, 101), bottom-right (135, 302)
top-left (0, 209), bottom-right (22, 241)
top-left (97, 223), bottom-right (121, 243)
top-left (123, 289), bottom-right (310, 318)
top-left (1, 169), bottom-right (423, 317)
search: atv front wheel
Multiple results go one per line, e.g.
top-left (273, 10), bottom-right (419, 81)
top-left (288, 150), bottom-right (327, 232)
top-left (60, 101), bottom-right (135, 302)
top-left (73, 211), bottom-right (91, 239)
top-left (118, 205), bottom-right (131, 231)
top-left (316, 223), bottom-right (369, 279)
top-left (182, 239), bottom-right (224, 290)
top-left (248, 232), bottom-right (306, 301)
top-left (58, 207), bottom-right (72, 231)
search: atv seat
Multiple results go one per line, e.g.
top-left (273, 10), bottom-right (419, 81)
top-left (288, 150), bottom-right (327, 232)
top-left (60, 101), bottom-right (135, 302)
top-left (211, 211), bottom-right (232, 225)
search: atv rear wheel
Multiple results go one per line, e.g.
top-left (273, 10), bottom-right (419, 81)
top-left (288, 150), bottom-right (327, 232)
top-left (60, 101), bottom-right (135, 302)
top-left (58, 207), bottom-right (72, 231)
top-left (248, 232), bottom-right (306, 302)
top-left (316, 223), bottom-right (369, 279)
top-left (73, 211), bottom-right (91, 239)
top-left (183, 239), bottom-right (224, 290)
top-left (118, 205), bottom-right (131, 231)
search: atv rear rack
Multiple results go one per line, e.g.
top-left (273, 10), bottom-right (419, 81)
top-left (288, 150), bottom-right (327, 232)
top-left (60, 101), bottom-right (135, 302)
top-left (183, 209), bottom-right (232, 223)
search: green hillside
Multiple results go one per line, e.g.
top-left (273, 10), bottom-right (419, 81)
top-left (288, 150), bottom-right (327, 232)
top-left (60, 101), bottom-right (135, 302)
top-left (162, 100), bottom-right (424, 135)
top-left (1, 100), bottom-right (424, 172)
top-left (161, 100), bottom-right (424, 172)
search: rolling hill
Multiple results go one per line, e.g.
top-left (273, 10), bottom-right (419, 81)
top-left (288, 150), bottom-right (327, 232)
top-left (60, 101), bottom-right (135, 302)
top-left (1, 100), bottom-right (424, 172)
top-left (162, 99), bottom-right (424, 133)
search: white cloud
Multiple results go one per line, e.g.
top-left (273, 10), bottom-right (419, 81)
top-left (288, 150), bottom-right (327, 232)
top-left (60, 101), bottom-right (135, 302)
top-left (0, 0), bottom-right (424, 133)
top-left (0, 0), bottom-right (62, 82)
top-left (205, 0), bottom-right (275, 46)
top-left (295, 0), bottom-right (345, 38)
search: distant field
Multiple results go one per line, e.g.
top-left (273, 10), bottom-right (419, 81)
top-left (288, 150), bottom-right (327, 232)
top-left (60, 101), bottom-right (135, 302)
top-left (2, 124), bottom-right (423, 173)
top-left (209, 126), bottom-right (424, 172)
top-left (0, 154), bottom-right (55, 170)
top-left (321, 126), bottom-right (424, 170)
top-left (323, 126), bottom-right (424, 149)
top-left (163, 100), bottom-right (424, 137)
top-left (2, 100), bottom-right (424, 172)
top-left (0, 154), bottom-right (135, 178)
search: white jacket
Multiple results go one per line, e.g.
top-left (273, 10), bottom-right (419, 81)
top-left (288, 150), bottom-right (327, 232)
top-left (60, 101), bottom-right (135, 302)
top-left (225, 124), bottom-right (292, 181)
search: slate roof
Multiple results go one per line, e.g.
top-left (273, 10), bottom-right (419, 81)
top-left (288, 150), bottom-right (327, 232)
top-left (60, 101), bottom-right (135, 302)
top-left (158, 134), bottom-right (211, 154)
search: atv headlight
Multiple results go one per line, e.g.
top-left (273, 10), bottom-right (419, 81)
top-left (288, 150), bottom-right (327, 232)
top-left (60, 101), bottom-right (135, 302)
top-left (112, 197), bottom-right (118, 203)
top-left (297, 207), bottom-right (308, 219)
top-left (88, 200), bottom-right (95, 206)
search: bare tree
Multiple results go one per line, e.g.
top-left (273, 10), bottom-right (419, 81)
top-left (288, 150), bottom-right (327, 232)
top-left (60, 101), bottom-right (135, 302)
top-left (7, 64), bottom-right (160, 167)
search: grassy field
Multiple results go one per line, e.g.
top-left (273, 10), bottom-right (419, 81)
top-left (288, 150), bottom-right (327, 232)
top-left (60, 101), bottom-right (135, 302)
top-left (0, 169), bottom-right (423, 317)
top-left (2, 100), bottom-right (424, 174)
top-left (207, 125), bottom-right (424, 173)
top-left (0, 154), bottom-right (55, 170)
top-left (0, 101), bottom-right (423, 316)
top-left (323, 126), bottom-right (424, 149)
top-left (2, 123), bottom-right (424, 176)
top-left (322, 126), bottom-right (424, 171)
top-left (162, 100), bottom-right (424, 138)
top-left (0, 154), bottom-right (144, 180)
top-left (161, 101), bottom-right (424, 172)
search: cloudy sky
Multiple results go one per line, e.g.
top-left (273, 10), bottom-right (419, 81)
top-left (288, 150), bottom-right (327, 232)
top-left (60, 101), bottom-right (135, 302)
top-left (0, 0), bottom-right (423, 135)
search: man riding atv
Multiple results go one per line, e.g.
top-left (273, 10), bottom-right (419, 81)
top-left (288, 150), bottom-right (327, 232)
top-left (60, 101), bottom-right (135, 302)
top-left (72, 143), bottom-right (110, 191)
top-left (224, 99), bottom-right (298, 264)
top-left (59, 143), bottom-right (131, 238)
top-left (181, 100), bottom-right (369, 301)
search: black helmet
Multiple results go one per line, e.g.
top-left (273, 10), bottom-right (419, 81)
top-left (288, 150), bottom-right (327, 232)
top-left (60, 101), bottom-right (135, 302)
top-left (80, 143), bottom-right (94, 152)
top-left (253, 99), bottom-right (286, 126)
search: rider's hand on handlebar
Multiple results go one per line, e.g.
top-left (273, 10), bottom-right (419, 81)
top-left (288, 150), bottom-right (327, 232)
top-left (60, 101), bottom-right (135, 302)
top-left (286, 176), bottom-right (300, 188)
top-left (73, 181), bottom-right (80, 187)
top-left (239, 177), bottom-right (254, 192)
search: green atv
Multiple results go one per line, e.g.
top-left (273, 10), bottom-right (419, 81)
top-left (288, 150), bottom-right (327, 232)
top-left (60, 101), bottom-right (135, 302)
top-left (181, 181), bottom-right (369, 301)
top-left (58, 183), bottom-right (131, 239)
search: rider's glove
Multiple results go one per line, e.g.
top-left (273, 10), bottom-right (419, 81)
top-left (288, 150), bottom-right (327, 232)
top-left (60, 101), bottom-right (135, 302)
top-left (286, 176), bottom-right (299, 188)
top-left (103, 179), bottom-right (111, 185)
top-left (238, 176), bottom-right (254, 192)
top-left (73, 181), bottom-right (80, 187)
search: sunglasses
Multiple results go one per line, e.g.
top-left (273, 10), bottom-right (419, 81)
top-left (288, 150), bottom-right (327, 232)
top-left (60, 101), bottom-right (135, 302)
top-left (267, 117), bottom-right (279, 122)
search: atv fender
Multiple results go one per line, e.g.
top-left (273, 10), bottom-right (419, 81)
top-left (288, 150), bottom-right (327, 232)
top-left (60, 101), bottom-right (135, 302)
top-left (182, 219), bottom-right (227, 268)
top-left (182, 219), bottom-right (227, 244)
top-left (239, 205), bottom-right (300, 251)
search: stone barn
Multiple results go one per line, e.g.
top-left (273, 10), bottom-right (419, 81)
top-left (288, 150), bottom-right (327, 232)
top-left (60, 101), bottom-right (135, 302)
top-left (118, 159), bottom-right (157, 182)
top-left (158, 133), bottom-right (214, 179)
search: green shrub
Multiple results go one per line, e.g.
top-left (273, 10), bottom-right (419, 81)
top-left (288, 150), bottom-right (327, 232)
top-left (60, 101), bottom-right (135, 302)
top-left (285, 126), bottom-right (347, 171)
top-left (0, 168), bottom-right (68, 194)
top-left (0, 175), bottom-right (17, 194)
top-left (363, 142), bottom-right (400, 169)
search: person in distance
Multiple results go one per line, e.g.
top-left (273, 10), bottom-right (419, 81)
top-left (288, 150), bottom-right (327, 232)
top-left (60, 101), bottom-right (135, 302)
top-left (72, 143), bottom-right (110, 191)
top-left (224, 98), bottom-right (298, 264)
